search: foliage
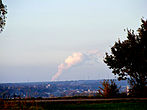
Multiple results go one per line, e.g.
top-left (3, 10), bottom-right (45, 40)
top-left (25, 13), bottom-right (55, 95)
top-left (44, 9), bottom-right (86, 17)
top-left (129, 85), bottom-right (147, 97)
top-left (98, 80), bottom-right (120, 97)
top-left (104, 19), bottom-right (147, 97)
top-left (0, 0), bottom-right (7, 33)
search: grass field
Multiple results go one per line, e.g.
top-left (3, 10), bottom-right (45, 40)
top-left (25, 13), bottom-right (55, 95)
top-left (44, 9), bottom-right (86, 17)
top-left (1, 98), bottom-right (147, 110)
top-left (35, 102), bottom-right (147, 110)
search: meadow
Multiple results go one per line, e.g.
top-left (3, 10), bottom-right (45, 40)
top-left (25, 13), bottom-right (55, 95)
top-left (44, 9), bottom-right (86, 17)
top-left (1, 98), bottom-right (147, 110)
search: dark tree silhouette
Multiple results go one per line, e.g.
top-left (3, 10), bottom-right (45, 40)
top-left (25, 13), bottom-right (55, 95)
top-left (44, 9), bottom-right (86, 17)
top-left (0, 0), bottom-right (7, 33)
top-left (104, 19), bottom-right (147, 97)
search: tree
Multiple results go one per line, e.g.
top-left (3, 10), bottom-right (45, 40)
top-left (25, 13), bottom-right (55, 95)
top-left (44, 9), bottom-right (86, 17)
top-left (98, 80), bottom-right (120, 97)
top-left (104, 19), bottom-right (147, 97)
top-left (0, 0), bottom-right (7, 33)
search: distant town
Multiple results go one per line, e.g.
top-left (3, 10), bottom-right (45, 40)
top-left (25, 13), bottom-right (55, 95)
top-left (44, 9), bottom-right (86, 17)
top-left (0, 80), bottom-right (128, 99)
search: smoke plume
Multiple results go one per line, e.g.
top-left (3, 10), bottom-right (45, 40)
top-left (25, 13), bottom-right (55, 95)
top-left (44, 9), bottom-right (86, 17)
top-left (51, 50), bottom-right (103, 81)
top-left (51, 52), bottom-right (83, 81)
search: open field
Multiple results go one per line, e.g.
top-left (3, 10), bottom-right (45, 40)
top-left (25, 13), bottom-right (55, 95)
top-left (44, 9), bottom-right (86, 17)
top-left (0, 98), bottom-right (147, 110)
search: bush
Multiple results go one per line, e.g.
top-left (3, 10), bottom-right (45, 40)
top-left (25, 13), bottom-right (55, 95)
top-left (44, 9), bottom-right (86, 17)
top-left (98, 80), bottom-right (120, 97)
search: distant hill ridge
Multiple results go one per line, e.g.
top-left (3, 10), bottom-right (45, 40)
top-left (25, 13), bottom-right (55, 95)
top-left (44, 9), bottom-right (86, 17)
top-left (0, 79), bottom-right (128, 99)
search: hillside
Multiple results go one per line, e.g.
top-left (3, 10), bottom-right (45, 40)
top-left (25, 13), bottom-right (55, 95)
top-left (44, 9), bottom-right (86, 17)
top-left (0, 80), bottom-right (128, 99)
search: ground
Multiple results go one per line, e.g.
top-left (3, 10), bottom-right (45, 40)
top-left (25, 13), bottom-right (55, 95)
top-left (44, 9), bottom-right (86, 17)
top-left (0, 98), bottom-right (147, 110)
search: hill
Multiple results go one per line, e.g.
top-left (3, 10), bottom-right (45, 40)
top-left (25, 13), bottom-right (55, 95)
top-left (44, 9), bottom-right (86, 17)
top-left (0, 80), bottom-right (128, 99)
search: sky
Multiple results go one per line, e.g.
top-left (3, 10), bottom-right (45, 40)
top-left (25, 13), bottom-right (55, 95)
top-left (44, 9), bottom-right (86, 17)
top-left (0, 0), bottom-right (147, 83)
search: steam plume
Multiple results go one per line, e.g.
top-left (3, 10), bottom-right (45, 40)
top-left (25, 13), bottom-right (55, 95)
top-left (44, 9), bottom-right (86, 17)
top-left (51, 52), bottom-right (83, 81)
top-left (51, 50), bottom-right (103, 81)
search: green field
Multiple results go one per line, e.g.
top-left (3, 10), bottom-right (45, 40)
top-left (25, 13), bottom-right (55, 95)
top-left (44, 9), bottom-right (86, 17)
top-left (1, 98), bottom-right (147, 110)
top-left (34, 102), bottom-right (147, 110)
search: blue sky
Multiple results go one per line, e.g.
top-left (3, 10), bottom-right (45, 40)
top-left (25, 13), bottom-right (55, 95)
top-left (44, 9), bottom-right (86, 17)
top-left (0, 0), bottom-right (147, 83)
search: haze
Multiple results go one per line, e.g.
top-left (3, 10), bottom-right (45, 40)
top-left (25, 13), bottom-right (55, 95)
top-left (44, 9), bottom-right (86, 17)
top-left (0, 0), bottom-right (147, 83)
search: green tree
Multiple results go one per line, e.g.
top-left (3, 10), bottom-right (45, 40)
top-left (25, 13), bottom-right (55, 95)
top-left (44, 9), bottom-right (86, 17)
top-left (0, 0), bottom-right (7, 33)
top-left (98, 80), bottom-right (120, 97)
top-left (104, 19), bottom-right (147, 97)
